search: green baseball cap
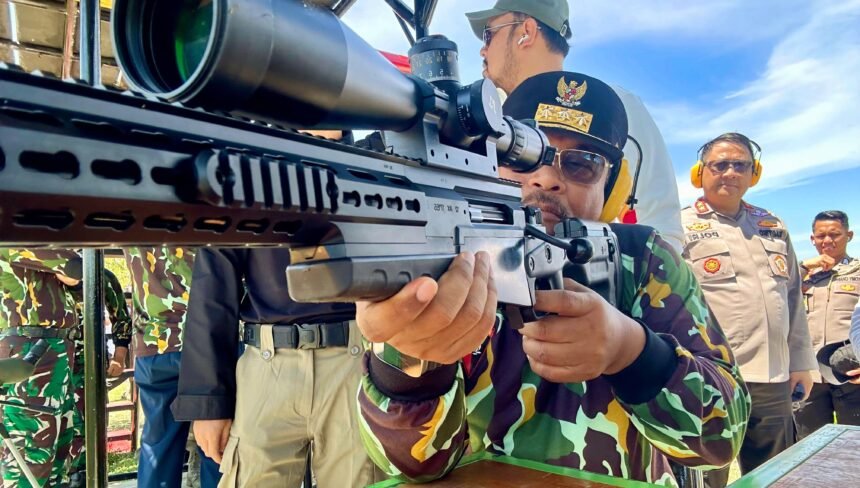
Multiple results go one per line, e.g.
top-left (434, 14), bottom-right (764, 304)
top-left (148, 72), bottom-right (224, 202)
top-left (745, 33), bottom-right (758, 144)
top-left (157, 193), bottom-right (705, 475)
top-left (466, 0), bottom-right (572, 41)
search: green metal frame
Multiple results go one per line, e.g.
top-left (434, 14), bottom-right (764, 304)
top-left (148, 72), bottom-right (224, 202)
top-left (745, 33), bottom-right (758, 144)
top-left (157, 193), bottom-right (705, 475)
top-left (729, 424), bottom-right (860, 488)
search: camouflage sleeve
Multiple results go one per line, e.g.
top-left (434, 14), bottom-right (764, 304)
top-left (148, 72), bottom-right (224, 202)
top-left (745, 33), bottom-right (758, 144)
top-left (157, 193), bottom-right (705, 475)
top-left (0, 249), bottom-right (83, 280)
top-left (616, 232), bottom-right (751, 469)
top-left (357, 350), bottom-right (468, 483)
top-left (104, 269), bottom-right (132, 349)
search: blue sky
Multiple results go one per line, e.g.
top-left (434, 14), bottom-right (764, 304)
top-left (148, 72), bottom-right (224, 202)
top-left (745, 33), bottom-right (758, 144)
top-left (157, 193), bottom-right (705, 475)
top-left (342, 0), bottom-right (860, 260)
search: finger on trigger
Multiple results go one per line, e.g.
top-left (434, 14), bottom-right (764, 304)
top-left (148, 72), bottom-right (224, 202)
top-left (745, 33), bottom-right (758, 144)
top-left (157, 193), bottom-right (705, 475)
top-left (534, 287), bottom-right (590, 315)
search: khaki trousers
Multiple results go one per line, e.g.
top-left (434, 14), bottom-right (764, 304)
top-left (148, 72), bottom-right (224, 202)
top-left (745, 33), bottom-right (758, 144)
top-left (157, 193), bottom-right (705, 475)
top-left (218, 323), bottom-right (381, 488)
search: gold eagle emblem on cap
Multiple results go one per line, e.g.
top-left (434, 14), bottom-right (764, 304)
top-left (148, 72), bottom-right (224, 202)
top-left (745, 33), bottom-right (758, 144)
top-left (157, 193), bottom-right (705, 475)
top-left (556, 77), bottom-right (587, 108)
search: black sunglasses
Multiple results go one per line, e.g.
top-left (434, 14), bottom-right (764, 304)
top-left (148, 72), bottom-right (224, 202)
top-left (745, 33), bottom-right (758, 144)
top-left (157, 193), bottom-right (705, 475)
top-left (554, 149), bottom-right (613, 185)
top-left (482, 21), bottom-right (525, 46)
top-left (705, 160), bottom-right (753, 174)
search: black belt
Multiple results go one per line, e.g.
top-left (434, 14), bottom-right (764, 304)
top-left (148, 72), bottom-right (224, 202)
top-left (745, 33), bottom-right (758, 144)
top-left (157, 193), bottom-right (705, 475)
top-left (3, 327), bottom-right (80, 340)
top-left (242, 322), bottom-right (350, 350)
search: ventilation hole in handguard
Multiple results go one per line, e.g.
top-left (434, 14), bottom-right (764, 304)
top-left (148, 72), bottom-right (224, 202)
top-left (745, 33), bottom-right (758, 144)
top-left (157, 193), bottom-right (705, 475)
top-left (143, 215), bottom-right (187, 233)
top-left (13, 210), bottom-right (74, 230)
top-left (20, 150), bottom-right (80, 179)
top-left (195, 217), bottom-right (231, 234)
top-left (84, 213), bottom-right (135, 231)
top-left (92, 159), bottom-right (142, 185)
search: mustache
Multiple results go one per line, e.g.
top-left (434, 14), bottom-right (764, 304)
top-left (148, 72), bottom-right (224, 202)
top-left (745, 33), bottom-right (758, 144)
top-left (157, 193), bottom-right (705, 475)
top-left (522, 192), bottom-right (569, 220)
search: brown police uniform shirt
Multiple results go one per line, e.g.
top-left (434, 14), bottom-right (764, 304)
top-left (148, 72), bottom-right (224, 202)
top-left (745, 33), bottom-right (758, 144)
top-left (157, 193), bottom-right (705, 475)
top-left (803, 256), bottom-right (860, 383)
top-left (680, 198), bottom-right (817, 383)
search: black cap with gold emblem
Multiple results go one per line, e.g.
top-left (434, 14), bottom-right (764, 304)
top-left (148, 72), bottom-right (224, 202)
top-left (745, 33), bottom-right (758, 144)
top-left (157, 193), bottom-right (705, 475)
top-left (503, 71), bottom-right (628, 164)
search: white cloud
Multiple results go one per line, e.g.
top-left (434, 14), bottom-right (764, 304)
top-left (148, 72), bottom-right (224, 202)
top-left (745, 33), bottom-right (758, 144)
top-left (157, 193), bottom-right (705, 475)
top-left (568, 0), bottom-right (806, 48)
top-left (340, 0), bottom-right (860, 204)
top-left (653, 0), bottom-right (860, 198)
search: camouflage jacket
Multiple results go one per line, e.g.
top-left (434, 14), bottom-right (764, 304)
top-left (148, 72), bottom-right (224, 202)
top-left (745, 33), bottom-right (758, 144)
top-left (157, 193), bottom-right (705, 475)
top-left (124, 247), bottom-right (195, 356)
top-left (0, 249), bottom-right (82, 329)
top-left (68, 268), bottom-right (133, 349)
top-left (358, 226), bottom-right (751, 486)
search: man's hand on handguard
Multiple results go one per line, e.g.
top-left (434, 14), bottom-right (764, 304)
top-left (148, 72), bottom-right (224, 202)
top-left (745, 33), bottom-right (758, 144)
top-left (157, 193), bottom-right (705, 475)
top-left (847, 369), bottom-right (860, 385)
top-left (356, 251), bottom-right (498, 365)
top-left (519, 278), bottom-right (646, 384)
top-left (194, 419), bottom-right (233, 464)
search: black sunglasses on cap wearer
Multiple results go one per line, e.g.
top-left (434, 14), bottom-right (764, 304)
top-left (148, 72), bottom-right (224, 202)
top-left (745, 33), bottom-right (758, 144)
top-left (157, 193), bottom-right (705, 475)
top-left (705, 160), bottom-right (753, 174)
top-left (482, 21), bottom-right (525, 46)
top-left (554, 149), bottom-right (614, 185)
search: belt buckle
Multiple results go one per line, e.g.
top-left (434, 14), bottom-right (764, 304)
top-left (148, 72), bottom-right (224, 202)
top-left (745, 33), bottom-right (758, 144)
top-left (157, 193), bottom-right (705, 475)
top-left (296, 324), bottom-right (321, 350)
top-left (244, 325), bottom-right (256, 345)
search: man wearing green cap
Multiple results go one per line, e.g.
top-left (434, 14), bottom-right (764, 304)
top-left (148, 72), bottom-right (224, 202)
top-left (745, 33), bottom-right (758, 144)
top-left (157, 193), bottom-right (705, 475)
top-left (465, 0), bottom-right (685, 250)
top-left (354, 71), bottom-right (749, 486)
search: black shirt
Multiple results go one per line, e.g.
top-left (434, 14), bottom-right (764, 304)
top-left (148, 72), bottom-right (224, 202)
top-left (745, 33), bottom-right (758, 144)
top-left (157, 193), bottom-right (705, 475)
top-left (171, 248), bottom-right (354, 420)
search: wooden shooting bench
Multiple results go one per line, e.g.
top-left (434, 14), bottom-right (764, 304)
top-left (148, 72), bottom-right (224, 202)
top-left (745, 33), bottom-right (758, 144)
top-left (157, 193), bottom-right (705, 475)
top-left (370, 424), bottom-right (860, 487)
top-left (730, 424), bottom-right (860, 488)
top-left (370, 452), bottom-right (655, 487)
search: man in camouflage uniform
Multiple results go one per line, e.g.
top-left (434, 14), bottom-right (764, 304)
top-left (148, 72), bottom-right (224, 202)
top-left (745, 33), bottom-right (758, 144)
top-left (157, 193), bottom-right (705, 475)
top-left (0, 249), bottom-right (82, 487)
top-left (65, 267), bottom-right (133, 486)
top-left (354, 73), bottom-right (751, 486)
top-left (124, 247), bottom-right (220, 488)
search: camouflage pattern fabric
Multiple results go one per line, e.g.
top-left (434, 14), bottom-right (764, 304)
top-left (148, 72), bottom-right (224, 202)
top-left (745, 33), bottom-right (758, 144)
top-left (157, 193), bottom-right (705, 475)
top-left (0, 337), bottom-right (82, 488)
top-left (124, 247), bottom-right (195, 356)
top-left (357, 229), bottom-right (751, 486)
top-left (66, 341), bottom-right (85, 475)
top-left (0, 250), bottom-right (81, 330)
top-left (0, 250), bottom-right (83, 487)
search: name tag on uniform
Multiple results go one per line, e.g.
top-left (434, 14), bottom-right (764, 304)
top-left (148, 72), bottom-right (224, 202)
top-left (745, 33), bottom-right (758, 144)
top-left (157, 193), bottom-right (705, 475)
top-left (686, 231), bottom-right (721, 242)
top-left (759, 229), bottom-right (786, 239)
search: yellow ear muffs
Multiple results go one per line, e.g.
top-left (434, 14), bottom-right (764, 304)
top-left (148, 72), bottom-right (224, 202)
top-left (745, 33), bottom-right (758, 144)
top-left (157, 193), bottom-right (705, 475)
top-left (750, 159), bottom-right (762, 186)
top-left (690, 158), bottom-right (762, 188)
top-left (690, 160), bottom-right (705, 189)
top-left (600, 158), bottom-right (632, 223)
top-left (692, 136), bottom-right (763, 188)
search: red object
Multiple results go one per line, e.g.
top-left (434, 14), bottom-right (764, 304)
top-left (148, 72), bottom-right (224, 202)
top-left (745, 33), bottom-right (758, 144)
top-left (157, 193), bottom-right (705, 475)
top-left (621, 208), bottom-right (638, 224)
top-left (107, 429), bottom-right (133, 453)
top-left (380, 51), bottom-right (411, 74)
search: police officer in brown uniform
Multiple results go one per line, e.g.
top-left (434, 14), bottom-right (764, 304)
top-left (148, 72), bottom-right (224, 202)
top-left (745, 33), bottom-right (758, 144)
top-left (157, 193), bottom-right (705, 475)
top-left (794, 210), bottom-right (860, 438)
top-left (680, 132), bottom-right (817, 487)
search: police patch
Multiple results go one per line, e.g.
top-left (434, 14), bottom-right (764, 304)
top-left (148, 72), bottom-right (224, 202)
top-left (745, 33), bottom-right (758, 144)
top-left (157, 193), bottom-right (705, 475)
top-left (704, 258), bottom-right (721, 274)
top-left (773, 255), bottom-right (789, 276)
top-left (686, 222), bottom-right (711, 232)
top-left (758, 219), bottom-right (780, 228)
top-left (745, 204), bottom-right (770, 217)
top-left (695, 200), bottom-right (710, 214)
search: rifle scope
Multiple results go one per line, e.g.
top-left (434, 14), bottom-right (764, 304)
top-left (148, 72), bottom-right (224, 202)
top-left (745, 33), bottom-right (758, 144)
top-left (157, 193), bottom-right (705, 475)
top-left (112, 0), bottom-right (421, 130)
top-left (112, 0), bottom-right (554, 172)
